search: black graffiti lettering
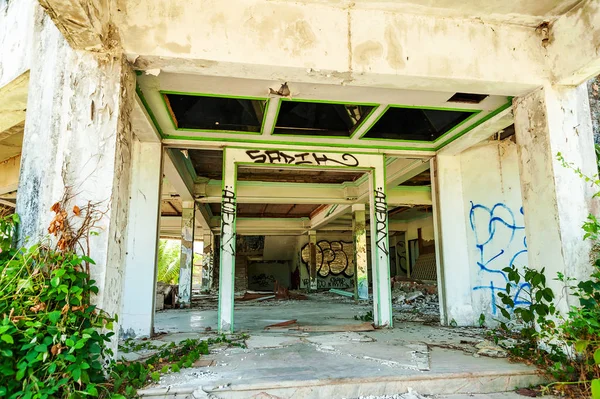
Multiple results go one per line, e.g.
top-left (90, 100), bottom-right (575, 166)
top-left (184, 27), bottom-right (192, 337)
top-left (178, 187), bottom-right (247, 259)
top-left (244, 150), bottom-right (360, 167)
top-left (222, 186), bottom-right (236, 216)
top-left (374, 188), bottom-right (389, 255)
top-left (246, 150), bottom-right (267, 163)
top-left (312, 152), bottom-right (359, 167)
top-left (221, 232), bottom-right (236, 256)
top-left (294, 152), bottom-right (311, 165)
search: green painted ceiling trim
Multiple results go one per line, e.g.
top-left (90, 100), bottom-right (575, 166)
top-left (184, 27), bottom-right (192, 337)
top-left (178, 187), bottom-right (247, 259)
top-left (357, 104), bottom-right (481, 142)
top-left (136, 85), bottom-right (165, 138)
top-left (392, 185), bottom-right (431, 192)
top-left (225, 144), bottom-right (396, 156)
top-left (211, 217), bottom-right (311, 222)
top-left (266, 97), bottom-right (379, 140)
top-left (206, 179), bottom-right (360, 189)
top-left (162, 134), bottom-right (437, 152)
top-left (434, 98), bottom-right (513, 150)
top-left (235, 161), bottom-right (375, 171)
top-left (160, 90), bottom-right (269, 101)
top-left (159, 90), bottom-right (270, 136)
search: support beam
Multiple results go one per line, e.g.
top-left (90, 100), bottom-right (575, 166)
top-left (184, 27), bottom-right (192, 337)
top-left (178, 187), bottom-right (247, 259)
top-left (433, 155), bottom-right (473, 326)
top-left (514, 84), bottom-right (597, 313)
top-left (197, 181), bottom-right (431, 206)
top-left (163, 149), bottom-right (211, 232)
top-left (38, 0), bottom-right (110, 51)
top-left (121, 140), bottom-right (162, 337)
top-left (308, 230), bottom-right (318, 292)
top-left (550, 0), bottom-right (600, 86)
top-left (310, 158), bottom-right (431, 228)
top-left (369, 158), bottom-right (393, 328)
top-left (437, 106), bottom-right (514, 156)
top-left (124, 0), bottom-right (547, 95)
top-left (352, 204), bottom-right (368, 300)
top-left (202, 232), bottom-right (215, 291)
top-left (218, 149), bottom-right (237, 332)
top-left (177, 201), bottom-right (195, 307)
top-left (15, 13), bottom-right (136, 352)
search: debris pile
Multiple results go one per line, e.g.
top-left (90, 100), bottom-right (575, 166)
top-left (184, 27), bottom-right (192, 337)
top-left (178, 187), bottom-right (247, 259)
top-left (391, 279), bottom-right (439, 323)
top-left (156, 282), bottom-right (178, 311)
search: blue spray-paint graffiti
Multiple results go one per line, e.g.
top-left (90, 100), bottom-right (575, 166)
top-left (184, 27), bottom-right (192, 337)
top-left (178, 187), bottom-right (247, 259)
top-left (469, 202), bottom-right (531, 314)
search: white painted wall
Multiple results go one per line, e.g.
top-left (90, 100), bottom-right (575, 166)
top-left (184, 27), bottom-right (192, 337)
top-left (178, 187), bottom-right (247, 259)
top-left (460, 140), bottom-right (527, 322)
top-left (0, 0), bottom-right (35, 88)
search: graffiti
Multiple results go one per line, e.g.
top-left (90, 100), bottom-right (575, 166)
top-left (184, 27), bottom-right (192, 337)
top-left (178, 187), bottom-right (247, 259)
top-left (221, 186), bottom-right (236, 256)
top-left (374, 188), bottom-right (388, 255)
top-left (302, 277), bottom-right (354, 289)
top-left (301, 240), bottom-right (354, 277)
top-left (237, 235), bottom-right (265, 254)
top-left (245, 150), bottom-right (359, 167)
top-left (469, 201), bottom-right (530, 315)
top-left (250, 273), bottom-right (276, 289)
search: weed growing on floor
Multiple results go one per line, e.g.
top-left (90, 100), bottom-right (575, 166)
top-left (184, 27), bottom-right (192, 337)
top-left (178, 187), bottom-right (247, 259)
top-left (354, 310), bottom-right (374, 321)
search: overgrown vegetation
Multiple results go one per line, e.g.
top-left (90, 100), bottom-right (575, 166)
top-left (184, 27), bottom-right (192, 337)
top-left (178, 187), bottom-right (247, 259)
top-left (0, 199), bottom-right (240, 398)
top-left (488, 149), bottom-right (600, 398)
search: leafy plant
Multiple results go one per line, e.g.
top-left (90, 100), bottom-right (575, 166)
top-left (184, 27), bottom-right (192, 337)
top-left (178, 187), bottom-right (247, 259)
top-left (354, 310), bottom-right (374, 321)
top-left (0, 241), bottom-right (116, 398)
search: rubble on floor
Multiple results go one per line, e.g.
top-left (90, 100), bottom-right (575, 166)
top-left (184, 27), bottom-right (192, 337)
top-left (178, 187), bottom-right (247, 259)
top-left (156, 282), bottom-right (178, 310)
top-left (392, 279), bottom-right (439, 323)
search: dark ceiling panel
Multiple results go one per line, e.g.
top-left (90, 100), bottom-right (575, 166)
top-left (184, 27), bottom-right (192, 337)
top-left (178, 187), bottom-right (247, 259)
top-left (363, 107), bottom-right (474, 141)
top-left (164, 93), bottom-right (266, 132)
top-left (273, 101), bottom-right (374, 137)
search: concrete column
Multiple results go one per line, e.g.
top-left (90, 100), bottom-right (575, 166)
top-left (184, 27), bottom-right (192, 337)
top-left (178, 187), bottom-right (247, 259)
top-left (202, 232), bottom-right (214, 291)
top-left (178, 201), bottom-right (195, 307)
top-left (433, 155), bottom-right (474, 326)
top-left (15, 11), bottom-right (135, 347)
top-left (308, 230), bottom-right (318, 292)
top-left (352, 204), bottom-right (368, 300)
top-left (218, 149), bottom-right (237, 333)
top-left (120, 140), bottom-right (162, 338)
top-left (514, 84), bottom-right (597, 313)
top-left (369, 157), bottom-right (393, 327)
top-left (389, 234), bottom-right (399, 277)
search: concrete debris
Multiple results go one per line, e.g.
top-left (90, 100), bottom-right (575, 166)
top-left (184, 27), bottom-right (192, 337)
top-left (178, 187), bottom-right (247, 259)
top-left (264, 319), bottom-right (297, 329)
top-left (391, 279), bottom-right (439, 322)
top-left (156, 282), bottom-right (177, 310)
top-left (474, 340), bottom-right (508, 358)
top-left (330, 288), bottom-right (354, 297)
top-left (292, 322), bottom-right (375, 332)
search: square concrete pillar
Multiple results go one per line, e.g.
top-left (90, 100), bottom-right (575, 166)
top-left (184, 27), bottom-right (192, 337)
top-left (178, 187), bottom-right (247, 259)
top-left (368, 158), bottom-right (393, 327)
top-left (514, 84), bottom-right (597, 314)
top-left (120, 140), bottom-right (162, 338)
top-left (308, 230), bottom-right (318, 292)
top-left (15, 14), bottom-right (135, 349)
top-left (352, 204), bottom-right (368, 300)
top-left (202, 232), bottom-right (215, 291)
top-left (178, 201), bottom-right (196, 307)
top-left (218, 149), bottom-right (237, 333)
top-left (431, 155), bottom-right (473, 326)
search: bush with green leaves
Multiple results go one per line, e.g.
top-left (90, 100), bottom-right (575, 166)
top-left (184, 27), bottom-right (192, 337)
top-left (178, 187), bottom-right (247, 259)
top-left (0, 240), bottom-right (115, 398)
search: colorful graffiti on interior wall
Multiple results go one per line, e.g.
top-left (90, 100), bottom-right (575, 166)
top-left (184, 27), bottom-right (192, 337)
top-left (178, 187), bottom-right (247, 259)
top-left (300, 240), bottom-right (355, 289)
top-left (469, 202), bottom-right (531, 315)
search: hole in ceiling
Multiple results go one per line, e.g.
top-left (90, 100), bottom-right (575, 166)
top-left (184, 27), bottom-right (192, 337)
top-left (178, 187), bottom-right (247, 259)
top-left (273, 101), bottom-right (375, 137)
top-left (362, 107), bottom-right (474, 141)
top-left (447, 92), bottom-right (489, 104)
top-left (164, 93), bottom-right (266, 132)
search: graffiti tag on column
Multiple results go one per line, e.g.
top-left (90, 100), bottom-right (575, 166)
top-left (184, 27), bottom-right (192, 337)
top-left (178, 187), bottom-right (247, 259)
top-left (221, 186), bottom-right (236, 256)
top-left (245, 150), bottom-right (359, 167)
top-left (374, 187), bottom-right (388, 255)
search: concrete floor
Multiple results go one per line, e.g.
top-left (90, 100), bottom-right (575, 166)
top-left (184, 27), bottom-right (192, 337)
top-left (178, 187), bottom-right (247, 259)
top-left (134, 294), bottom-right (547, 399)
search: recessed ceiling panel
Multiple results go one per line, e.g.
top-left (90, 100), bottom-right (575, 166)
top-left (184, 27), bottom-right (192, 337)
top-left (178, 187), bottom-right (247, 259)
top-left (362, 106), bottom-right (476, 142)
top-left (273, 100), bottom-right (375, 137)
top-left (163, 93), bottom-right (266, 133)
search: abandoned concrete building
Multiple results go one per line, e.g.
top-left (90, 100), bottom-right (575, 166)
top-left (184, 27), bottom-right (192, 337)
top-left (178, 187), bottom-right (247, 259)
top-left (2, 0), bottom-right (600, 396)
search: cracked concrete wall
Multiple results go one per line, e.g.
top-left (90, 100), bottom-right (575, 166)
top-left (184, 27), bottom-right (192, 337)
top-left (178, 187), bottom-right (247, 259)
top-left (16, 6), bottom-right (135, 348)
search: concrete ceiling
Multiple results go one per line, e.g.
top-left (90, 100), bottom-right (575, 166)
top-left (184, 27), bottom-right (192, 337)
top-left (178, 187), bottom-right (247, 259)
top-left (300, 0), bottom-right (584, 25)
